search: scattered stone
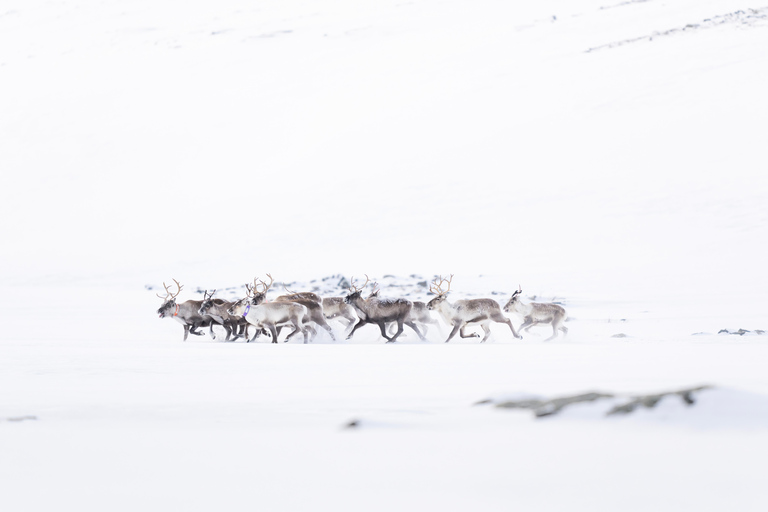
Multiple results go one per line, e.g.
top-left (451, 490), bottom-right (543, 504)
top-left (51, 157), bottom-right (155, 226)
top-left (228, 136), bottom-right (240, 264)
top-left (5, 415), bottom-right (37, 422)
top-left (611, 333), bottom-right (629, 338)
top-left (718, 328), bottom-right (765, 336)
top-left (343, 419), bottom-right (360, 429)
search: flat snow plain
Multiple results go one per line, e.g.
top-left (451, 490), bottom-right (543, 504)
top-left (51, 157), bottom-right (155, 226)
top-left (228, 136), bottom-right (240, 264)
top-left (1, 0), bottom-right (767, 511)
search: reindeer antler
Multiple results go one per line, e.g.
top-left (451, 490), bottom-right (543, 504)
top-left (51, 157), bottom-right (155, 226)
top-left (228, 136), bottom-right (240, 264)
top-left (370, 281), bottom-right (380, 297)
top-left (429, 274), bottom-right (453, 296)
top-left (348, 274), bottom-right (371, 293)
top-left (255, 274), bottom-right (274, 295)
top-left (157, 279), bottom-right (183, 300)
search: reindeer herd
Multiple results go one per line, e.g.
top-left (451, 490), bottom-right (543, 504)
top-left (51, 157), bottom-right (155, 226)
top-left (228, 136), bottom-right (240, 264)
top-left (156, 275), bottom-right (568, 344)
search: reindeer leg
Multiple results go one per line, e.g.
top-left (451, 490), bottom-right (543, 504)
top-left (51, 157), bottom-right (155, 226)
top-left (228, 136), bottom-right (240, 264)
top-left (346, 319), bottom-right (368, 340)
top-left (209, 322), bottom-right (217, 340)
top-left (378, 322), bottom-right (393, 342)
top-left (445, 322), bottom-right (462, 343)
top-left (183, 325), bottom-right (190, 342)
top-left (388, 320), bottom-right (405, 343)
top-left (284, 322), bottom-right (303, 343)
top-left (479, 321), bottom-right (492, 342)
top-left (320, 321), bottom-right (336, 341)
top-left (406, 321), bottom-right (426, 341)
top-left (459, 325), bottom-right (480, 338)
top-left (267, 324), bottom-right (280, 343)
top-left (492, 312), bottom-right (522, 339)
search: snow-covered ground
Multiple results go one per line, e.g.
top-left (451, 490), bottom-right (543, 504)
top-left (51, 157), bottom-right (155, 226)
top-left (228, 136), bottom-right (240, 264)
top-left (1, 1), bottom-right (767, 511)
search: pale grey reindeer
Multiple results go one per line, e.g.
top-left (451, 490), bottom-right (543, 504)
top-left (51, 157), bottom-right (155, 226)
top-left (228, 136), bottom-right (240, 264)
top-left (503, 287), bottom-right (568, 341)
top-left (156, 279), bottom-right (218, 341)
top-left (344, 275), bottom-right (426, 343)
top-left (321, 297), bottom-right (359, 336)
top-left (426, 275), bottom-right (522, 343)
top-left (227, 276), bottom-right (310, 343)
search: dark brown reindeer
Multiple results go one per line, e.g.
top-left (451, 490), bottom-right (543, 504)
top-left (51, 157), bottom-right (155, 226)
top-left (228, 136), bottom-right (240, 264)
top-left (368, 282), bottom-right (441, 338)
top-left (344, 275), bottom-right (425, 343)
top-left (197, 289), bottom-right (249, 341)
top-left (156, 279), bottom-right (218, 341)
top-left (503, 287), bottom-right (568, 341)
top-left (426, 275), bottom-right (522, 343)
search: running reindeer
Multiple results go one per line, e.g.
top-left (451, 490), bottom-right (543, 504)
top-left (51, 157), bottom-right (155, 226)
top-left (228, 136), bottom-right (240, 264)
top-left (426, 275), bottom-right (522, 343)
top-left (276, 284), bottom-right (336, 342)
top-left (503, 287), bottom-right (568, 341)
top-left (156, 279), bottom-right (219, 341)
top-left (368, 281), bottom-right (440, 338)
top-left (344, 275), bottom-right (425, 342)
top-left (227, 276), bottom-right (310, 343)
top-left (197, 290), bottom-right (249, 341)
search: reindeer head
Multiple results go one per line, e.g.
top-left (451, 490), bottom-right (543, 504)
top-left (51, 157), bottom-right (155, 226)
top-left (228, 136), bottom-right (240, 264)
top-left (250, 274), bottom-right (273, 305)
top-left (198, 289), bottom-right (217, 316)
top-left (156, 279), bottom-right (182, 318)
top-left (503, 286), bottom-right (523, 313)
top-left (426, 275), bottom-right (453, 310)
top-left (228, 281), bottom-right (257, 316)
top-left (344, 275), bottom-right (370, 304)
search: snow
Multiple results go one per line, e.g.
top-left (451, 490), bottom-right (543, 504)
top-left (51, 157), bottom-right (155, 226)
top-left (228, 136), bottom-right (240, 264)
top-left (1, 0), bottom-right (767, 511)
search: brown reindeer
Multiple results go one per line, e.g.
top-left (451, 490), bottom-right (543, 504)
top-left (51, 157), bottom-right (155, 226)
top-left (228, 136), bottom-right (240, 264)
top-left (197, 290), bottom-right (249, 341)
top-left (344, 275), bottom-right (425, 343)
top-left (156, 279), bottom-right (219, 341)
top-left (426, 275), bottom-right (522, 343)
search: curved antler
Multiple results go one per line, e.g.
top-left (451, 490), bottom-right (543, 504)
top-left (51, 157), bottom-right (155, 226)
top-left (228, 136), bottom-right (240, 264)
top-left (429, 274), bottom-right (453, 296)
top-left (255, 273), bottom-right (274, 295)
top-left (348, 274), bottom-right (371, 293)
top-left (157, 279), bottom-right (183, 300)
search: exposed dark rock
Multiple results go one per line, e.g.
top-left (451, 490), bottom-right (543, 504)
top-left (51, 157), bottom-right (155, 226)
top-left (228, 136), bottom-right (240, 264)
top-left (606, 385), bottom-right (710, 415)
top-left (490, 385), bottom-right (711, 419)
top-left (496, 392), bottom-right (614, 418)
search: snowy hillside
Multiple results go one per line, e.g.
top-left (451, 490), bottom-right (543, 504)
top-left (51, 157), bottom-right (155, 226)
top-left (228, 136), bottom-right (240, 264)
top-left (1, 0), bottom-right (767, 511)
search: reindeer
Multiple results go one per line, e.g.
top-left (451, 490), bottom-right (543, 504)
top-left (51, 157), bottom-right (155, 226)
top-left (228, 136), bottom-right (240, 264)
top-left (368, 282), bottom-right (440, 338)
top-left (503, 287), bottom-right (568, 341)
top-left (278, 283), bottom-right (357, 339)
top-left (344, 275), bottom-right (425, 343)
top-left (227, 276), bottom-right (310, 343)
top-left (321, 297), bottom-right (358, 335)
top-left (156, 279), bottom-right (218, 341)
top-left (426, 275), bottom-right (522, 343)
top-left (197, 290), bottom-right (248, 341)
top-left (275, 286), bottom-right (336, 342)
